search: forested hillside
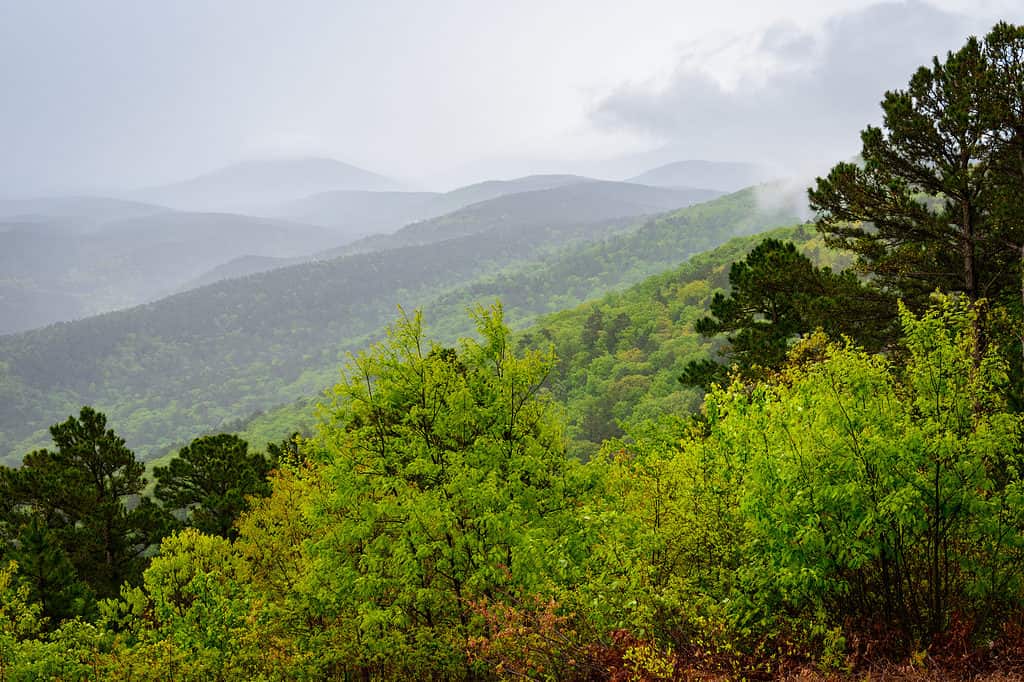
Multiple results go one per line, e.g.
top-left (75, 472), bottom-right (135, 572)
top-left (0, 196), bottom-right (170, 228)
top-left (319, 180), bottom-right (721, 257)
top-left (3, 17), bottom-right (1024, 681)
top-left (232, 225), bottom-right (819, 456)
top-left (525, 226), bottom-right (832, 453)
top-left (2, 175), bottom-right (651, 334)
top-left (181, 179), bottom-right (722, 287)
top-left (0, 187), bottom-right (798, 463)
top-left (0, 212), bottom-right (344, 334)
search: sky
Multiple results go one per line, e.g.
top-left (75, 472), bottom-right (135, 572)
top-left (1, 0), bottom-right (1021, 195)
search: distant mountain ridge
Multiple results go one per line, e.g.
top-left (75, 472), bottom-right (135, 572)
top-left (320, 180), bottom-right (721, 258)
top-left (267, 174), bottom-right (595, 236)
top-left (0, 174), bottom-right (719, 336)
top-left (628, 160), bottom-right (776, 192)
top-left (192, 177), bottom-right (719, 284)
top-left (442, 174), bottom-right (591, 205)
top-left (0, 196), bottom-right (171, 231)
top-left (0, 211), bottom-right (343, 335)
top-left (133, 157), bottom-right (404, 212)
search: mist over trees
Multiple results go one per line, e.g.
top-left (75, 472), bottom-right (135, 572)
top-left (1, 17), bottom-right (1024, 682)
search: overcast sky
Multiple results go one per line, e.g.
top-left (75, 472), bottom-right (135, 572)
top-left (1, 0), bottom-right (1021, 195)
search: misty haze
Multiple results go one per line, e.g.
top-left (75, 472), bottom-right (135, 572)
top-left (2, 1), bottom-right (1024, 679)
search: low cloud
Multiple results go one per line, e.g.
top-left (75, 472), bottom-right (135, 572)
top-left (591, 1), bottom-right (1002, 176)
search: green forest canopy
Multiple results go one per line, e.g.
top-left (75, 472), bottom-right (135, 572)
top-left (2, 21), bottom-right (1024, 680)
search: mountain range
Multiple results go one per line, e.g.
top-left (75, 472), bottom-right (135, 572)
top-left (627, 160), bottom-right (775, 191)
top-left (131, 157), bottom-right (404, 213)
top-left (0, 181), bottom-right (803, 463)
top-left (0, 165), bottom-right (725, 335)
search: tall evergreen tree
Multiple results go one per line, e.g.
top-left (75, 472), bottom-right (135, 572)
top-left (154, 434), bottom-right (272, 539)
top-left (808, 34), bottom-right (1004, 308)
top-left (5, 518), bottom-right (94, 624)
top-left (0, 407), bottom-right (170, 599)
top-left (809, 25), bottom-right (1024, 382)
top-left (983, 23), bottom-right (1024, 406)
top-left (680, 238), bottom-right (893, 389)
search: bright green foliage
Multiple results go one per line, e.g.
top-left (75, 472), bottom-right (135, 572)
top-left (2, 299), bottom-right (1022, 678)
top-left (303, 304), bottom-right (584, 676)
top-left (0, 561), bottom-right (108, 682)
top-left (234, 461), bottom-right (318, 597)
top-left (210, 225), bottom-right (821, 461)
top-left (517, 226), bottom-right (838, 455)
top-left (570, 298), bottom-right (1022, 669)
top-left (4, 22), bottom-right (1024, 671)
top-left (0, 561), bottom-right (46, 673)
top-left (581, 418), bottom-right (732, 633)
top-left (153, 434), bottom-right (272, 539)
top-left (102, 529), bottom-right (268, 680)
top-left (0, 618), bottom-right (107, 682)
top-left (0, 186), bottom-right (799, 465)
top-left (94, 520), bottom-right (323, 680)
top-left (699, 298), bottom-right (1019, 641)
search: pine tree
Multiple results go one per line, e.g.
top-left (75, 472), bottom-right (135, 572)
top-left (0, 407), bottom-right (171, 599)
top-left (154, 434), bottom-right (272, 539)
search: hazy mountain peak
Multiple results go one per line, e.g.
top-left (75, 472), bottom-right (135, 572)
top-left (628, 160), bottom-right (776, 193)
top-left (133, 157), bottom-right (404, 213)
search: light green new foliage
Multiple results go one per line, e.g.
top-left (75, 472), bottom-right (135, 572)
top-left (700, 296), bottom-right (1022, 641)
top-left (578, 415), bottom-right (750, 652)
top-left (579, 296), bottom-right (1024, 664)
top-left (304, 304), bottom-right (584, 676)
top-left (0, 561), bottom-right (45, 677)
top-left (898, 301), bottom-right (1024, 624)
top-left (104, 528), bottom-right (266, 681)
top-left (0, 561), bottom-right (112, 681)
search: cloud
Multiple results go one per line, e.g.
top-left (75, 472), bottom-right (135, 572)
top-left (590, 1), bottom-right (1005, 174)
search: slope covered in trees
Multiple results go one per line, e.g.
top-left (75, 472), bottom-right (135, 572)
top-left (0, 212), bottom-right (346, 334)
top-left (5, 21), bottom-right (1024, 681)
top-left (0, 196), bottom-right (170, 229)
top-left (183, 179), bottom-right (722, 286)
top-left (231, 225), bottom-right (820, 456)
top-left (0, 187), bottom-right (798, 463)
top-left (3, 296), bottom-right (1022, 679)
top-left (519, 226), bottom-right (829, 454)
top-left (318, 179), bottom-right (721, 257)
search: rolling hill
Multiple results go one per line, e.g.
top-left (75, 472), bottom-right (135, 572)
top-left (320, 180), bottom-right (722, 257)
top-left (268, 190), bottom-right (441, 238)
top-left (232, 224), bottom-right (828, 457)
top-left (0, 186), bottom-right (801, 463)
top-left (185, 179), bottom-right (723, 286)
top-left (267, 174), bottom-right (593, 238)
top-left (0, 196), bottom-right (171, 230)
